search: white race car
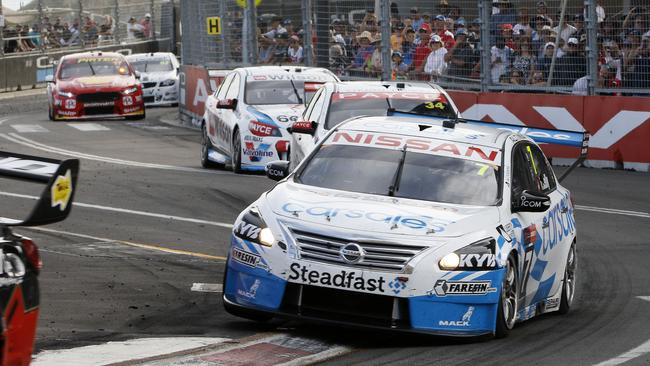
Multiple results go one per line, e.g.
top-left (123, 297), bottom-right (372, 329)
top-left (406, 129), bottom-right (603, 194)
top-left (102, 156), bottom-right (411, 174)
top-left (201, 66), bottom-right (339, 173)
top-left (289, 81), bottom-right (458, 168)
top-left (223, 113), bottom-right (589, 337)
top-left (126, 52), bottom-right (180, 106)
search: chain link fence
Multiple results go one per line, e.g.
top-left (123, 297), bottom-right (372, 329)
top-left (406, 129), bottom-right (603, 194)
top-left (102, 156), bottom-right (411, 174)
top-left (181, 0), bottom-right (650, 96)
top-left (0, 0), bottom-right (174, 56)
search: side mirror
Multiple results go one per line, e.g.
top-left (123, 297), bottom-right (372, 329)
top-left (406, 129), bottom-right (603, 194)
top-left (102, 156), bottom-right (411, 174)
top-left (512, 190), bottom-right (551, 213)
top-left (266, 160), bottom-right (290, 181)
top-left (287, 121), bottom-right (317, 135)
top-left (217, 98), bottom-right (237, 110)
top-left (45, 75), bottom-right (54, 83)
top-left (134, 71), bottom-right (141, 80)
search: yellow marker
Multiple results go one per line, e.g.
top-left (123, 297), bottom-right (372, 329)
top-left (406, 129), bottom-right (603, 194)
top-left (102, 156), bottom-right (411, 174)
top-left (526, 146), bottom-right (538, 175)
top-left (236, 0), bottom-right (262, 8)
top-left (206, 16), bottom-right (222, 35)
top-left (51, 170), bottom-right (72, 211)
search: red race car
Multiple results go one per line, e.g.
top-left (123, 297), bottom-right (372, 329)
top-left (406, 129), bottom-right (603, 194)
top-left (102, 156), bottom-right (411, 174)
top-left (46, 51), bottom-right (145, 121)
top-left (0, 152), bottom-right (79, 365)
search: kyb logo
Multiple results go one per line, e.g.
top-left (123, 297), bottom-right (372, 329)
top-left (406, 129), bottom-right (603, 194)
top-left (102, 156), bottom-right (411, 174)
top-left (439, 306), bottom-right (475, 327)
top-left (431, 280), bottom-right (496, 297)
top-left (235, 221), bottom-right (261, 240)
top-left (460, 253), bottom-right (496, 268)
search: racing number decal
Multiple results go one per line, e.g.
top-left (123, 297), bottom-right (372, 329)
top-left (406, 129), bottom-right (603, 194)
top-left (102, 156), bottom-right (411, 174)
top-left (520, 245), bottom-right (535, 299)
top-left (424, 101), bottom-right (446, 110)
top-left (277, 115), bottom-right (298, 123)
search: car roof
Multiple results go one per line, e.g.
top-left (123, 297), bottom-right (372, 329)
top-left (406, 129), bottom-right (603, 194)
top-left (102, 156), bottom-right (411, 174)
top-left (337, 116), bottom-right (510, 149)
top-left (125, 52), bottom-right (174, 59)
top-left (236, 66), bottom-right (339, 80)
top-left (61, 51), bottom-right (125, 61)
top-left (330, 81), bottom-right (442, 94)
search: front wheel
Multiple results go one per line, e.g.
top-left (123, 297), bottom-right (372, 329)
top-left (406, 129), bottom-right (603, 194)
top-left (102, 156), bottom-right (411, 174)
top-left (231, 129), bottom-right (243, 174)
top-left (201, 122), bottom-right (217, 168)
top-left (558, 242), bottom-right (577, 314)
top-left (495, 255), bottom-right (518, 338)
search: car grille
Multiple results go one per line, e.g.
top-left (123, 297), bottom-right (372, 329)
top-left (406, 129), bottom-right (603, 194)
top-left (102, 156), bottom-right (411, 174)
top-left (84, 106), bottom-right (115, 115)
top-left (144, 96), bottom-right (155, 103)
top-left (77, 92), bottom-right (120, 103)
top-left (290, 228), bottom-right (428, 272)
top-left (142, 82), bottom-right (157, 89)
top-left (281, 283), bottom-right (410, 328)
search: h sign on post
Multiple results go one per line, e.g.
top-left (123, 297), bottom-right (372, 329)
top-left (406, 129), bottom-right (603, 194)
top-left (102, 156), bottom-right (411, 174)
top-left (206, 17), bottom-right (221, 35)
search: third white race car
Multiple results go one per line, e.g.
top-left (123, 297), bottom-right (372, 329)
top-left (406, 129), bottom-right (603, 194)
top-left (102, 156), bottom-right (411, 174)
top-left (126, 52), bottom-right (180, 106)
top-left (201, 66), bottom-right (339, 173)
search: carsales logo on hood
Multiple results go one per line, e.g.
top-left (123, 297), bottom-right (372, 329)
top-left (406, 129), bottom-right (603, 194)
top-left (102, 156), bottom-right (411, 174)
top-left (282, 202), bottom-right (451, 232)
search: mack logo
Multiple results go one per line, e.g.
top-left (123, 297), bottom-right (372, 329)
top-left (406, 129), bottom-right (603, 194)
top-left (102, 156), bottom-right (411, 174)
top-left (236, 221), bottom-right (261, 240)
top-left (459, 254), bottom-right (496, 268)
top-left (288, 263), bottom-right (387, 293)
top-left (431, 280), bottom-right (496, 297)
top-left (231, 247), bottom-right (260, 268)
top-left (439, 306), bottom-right (474, 327)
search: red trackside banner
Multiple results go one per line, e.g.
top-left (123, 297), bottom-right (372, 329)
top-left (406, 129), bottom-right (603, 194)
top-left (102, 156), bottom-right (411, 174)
top-left (448, 91), bottom-right (650, 166)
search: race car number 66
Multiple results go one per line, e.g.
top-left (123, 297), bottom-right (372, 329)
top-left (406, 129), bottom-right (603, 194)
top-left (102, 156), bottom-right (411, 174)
top-left (277, 115), bottom-right (298, 123)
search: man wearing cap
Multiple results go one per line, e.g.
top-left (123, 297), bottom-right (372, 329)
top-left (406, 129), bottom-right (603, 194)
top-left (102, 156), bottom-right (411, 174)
top-left (263, 17), bottom-right (286, 39)
top-left (491, 36), bottom-right (513, 83)
top-left (413, 29), bottom-right (432, 75)
top-left (445, 28), bottom-right (478, 80)
top-left (391, 51), bottom-right (409, 80)
top-left (424, 35), bottom-right (448, 81)
top-left (432, 14), bottom-right (455, 49)
top-left (411, 7), bottom-right (424, 32)
top-left (537, 42), bottom-right (556, 78)
top-left (141, 13), bottom-right (152, 38)
top-left (401, 28), bottom-right (417, 67)
top-left (391, 23), bottom-right (405, 51)
top-left (553, 37), bottom-right (586, 86)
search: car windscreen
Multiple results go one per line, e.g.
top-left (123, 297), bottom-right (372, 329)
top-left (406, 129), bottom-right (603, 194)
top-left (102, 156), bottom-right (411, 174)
top-left (129, 57), bottom-right (174, 72)
top-left (296, 144), bottom-right (500, 206)
top-left (245, 80), bottom-right (304, 105)
top-left (59, 57), bottom-right (131, 79)
top-left (325, 93), bottom-right (457, 129)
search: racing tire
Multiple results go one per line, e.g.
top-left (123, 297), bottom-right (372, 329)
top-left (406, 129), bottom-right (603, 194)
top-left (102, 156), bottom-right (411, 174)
top-left (201, 123), bottom-right (219, 168)
top-left (558, 242), bottom-right (577, 315)
top-left (495, 255), bottom-right (518, 338)
top-left (231, 128), bottom-right (243, 174)
top-left (48, 105), bottom-right (55, 121)
top-left (222, 267), bottom-right (273, 322)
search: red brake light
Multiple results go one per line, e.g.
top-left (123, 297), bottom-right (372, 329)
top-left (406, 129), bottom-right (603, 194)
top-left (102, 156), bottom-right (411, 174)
top-left (275, 140), bottom-right (290, 154)
top-left (21, 239), bottom-right (42, 272)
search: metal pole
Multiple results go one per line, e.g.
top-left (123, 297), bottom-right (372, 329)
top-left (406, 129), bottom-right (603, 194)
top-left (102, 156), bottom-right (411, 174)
top-left (37, 0), bottom-right (44, 52)
top-left (379, 0), bottom-right (391, 80)
top-left (314, 0), bottom-right (329, 68)
top-left (547, 0), bottom-right (568, 87)
top-left (113, 0), bottom-right (120, 44)
top-left (247, 0), bottom-right (257, 64)
top-left (479, 0), bottom-right (491, 91)
top-left (302, 0), bottom-right (313, 66)
top-left (150, 0), bottom-right (156, 40)
top-left (586, 0), bottom-right (598, 95)
top-left (0, 0), bottom-right (4, 57)
top-left (242, 6), bottom-right (249, 65)
top-left (219, 0), bottom-right (230, 67)
top-left (78, 0), bottom-right (85, 48)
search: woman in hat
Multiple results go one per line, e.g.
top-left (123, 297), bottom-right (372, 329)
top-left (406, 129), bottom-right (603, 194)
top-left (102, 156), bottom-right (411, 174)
top-left (424, 35), bottom-right (448, 81)
top-left (350, 31), bottom-right (375, 71)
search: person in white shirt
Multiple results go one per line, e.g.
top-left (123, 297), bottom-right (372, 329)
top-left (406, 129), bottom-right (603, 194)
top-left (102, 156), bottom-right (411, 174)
top-left (127, 17), bottom-right (144, 40)
top-left (287, 35), bottom-right (303, 64)
top-left (424, 35), bottom-right (448, 81)
top-left (491, 36), bottom-right (513, 83)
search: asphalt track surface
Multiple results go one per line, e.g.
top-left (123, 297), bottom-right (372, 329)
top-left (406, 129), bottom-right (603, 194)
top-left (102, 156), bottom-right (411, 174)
top-left (0, 107), bottom-right (649, 366)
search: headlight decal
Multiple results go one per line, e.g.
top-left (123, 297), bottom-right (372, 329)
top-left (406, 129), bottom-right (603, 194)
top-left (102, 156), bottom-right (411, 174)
top-left (439, 238), bottom-right (497, 271)
top-left (234, 209), bottom-right (274, 247)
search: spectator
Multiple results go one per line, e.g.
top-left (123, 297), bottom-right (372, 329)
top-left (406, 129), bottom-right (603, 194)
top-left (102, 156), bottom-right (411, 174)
top-left (412, 29), bottom-right (432, 74)
top-left (283, 19), bottom-right (294, 35)
top-left (271, 31), bottom-right (289, 64)
top-left (127, 17), bottom-right (144, 40)
top-left (329, 34), bottom-right (348, 73)
top-left (424, 35), bottom-right (447, 81)
top-left (499, 23), bottom-right (515, 50)
top-left (627, 36), bottom-right (650, 89)
top-left (391, 51), bottom-right (409, 79)
top-left (572, 14), bottom-right (585, 42)
top-left (411, 7), bottom-right (424, 31)
top-left (536, 1), bottom-right (549, 18)
top-left (83, 17), bottom-right (99, 45)
top-left (513, 9), bottom-right (531, 36)
top-left (390, 23), bottom-right (404, 51)
top-left (553, 37), bottom-right (586, 86)
top-left (572, 63), bottom-right (619, 95)
top-left (468, 18), bottom-right (481, 50)
top-left (491, 0), bottom-right (517, 44)
top-left (553, 16), bottom-right (577, 42)
top-left (491, 36), bottom-right (513, 83)
top-left (141, 13), bottom-right (153, 39)
top-left (263, 17), bottom-right (285, 39)
top-left (28, 24), bottom-right (41, 47)
top-left (537, 42), bottom-right (556, 79)
top-left (288, 35), bottom-right (303, 64)
top-left (432, 14), bottom-right (455, 49)
top-left (512, 38), bottom-right (536, 82)
top-left (445, 28), bottom-right (477, 80)
top-left (530, 70), bottom-right (547, 86)
top-left (99, 16), bottom-right (114, 37)
top-left (401, 28), bottom-right (417, 67)
top-left (367, 39), bottom-right (383, 76)
top-left (350, 31), bottom-right (375, 70)
top-left (508, 69), bottom-right (525, 85)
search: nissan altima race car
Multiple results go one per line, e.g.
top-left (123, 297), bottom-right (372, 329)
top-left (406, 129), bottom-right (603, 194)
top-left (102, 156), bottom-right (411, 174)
top-left (289, 81), bottom-right (459, 168)
top-left (46, 51), bottom-right (145, 121)
top-left (200, 66), bottom-right (339, 173)
top-left (126, 52), bottom-right (180, 106)
top-left (0, 152), bottom-right (79, 363)
top-left (223, 114), bottom-right (588, 337)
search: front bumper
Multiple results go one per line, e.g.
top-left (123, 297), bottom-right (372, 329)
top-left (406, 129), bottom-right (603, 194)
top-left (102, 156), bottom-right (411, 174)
top-left (142, 84), bottom-right (178, 106)
top-left (53, 94), bottom-right (145, 119)
top-left (224, 239), bottom-right (504, 336)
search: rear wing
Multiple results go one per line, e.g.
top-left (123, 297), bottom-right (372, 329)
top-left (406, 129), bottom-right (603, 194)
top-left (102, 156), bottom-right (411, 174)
top-left (0, 152), bottom-right (80, 227)
top-left (463, 119), bottom-right (589, 182)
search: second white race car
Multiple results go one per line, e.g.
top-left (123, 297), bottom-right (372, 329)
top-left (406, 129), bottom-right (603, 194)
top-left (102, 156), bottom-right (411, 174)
top-left (201, 66), bottom-right (339, 173)
top-left (126, 52), bottom-right (180, 106)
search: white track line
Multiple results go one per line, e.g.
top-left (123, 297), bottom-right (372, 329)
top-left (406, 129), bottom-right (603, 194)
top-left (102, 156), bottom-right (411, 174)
top-left (575, 205), bottom-right (650, 219)
top-left (593, 339), bottom-right (650, 366)
top-left (191, 283), bottom-right (223, 293)
top-left (0, 191), bottom-right (234, 229)
top-left (32, 337), bottom-right (230, 366)
top-left (0, 132), bottom-right (240, 175)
